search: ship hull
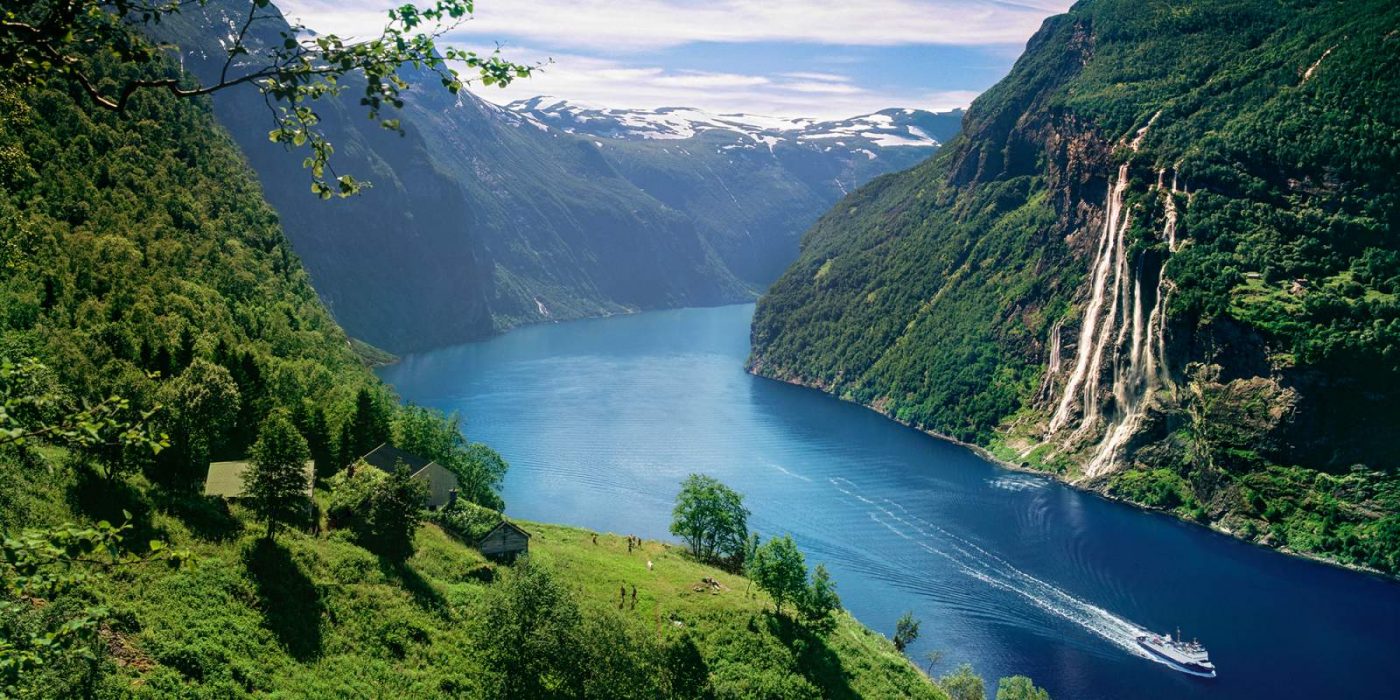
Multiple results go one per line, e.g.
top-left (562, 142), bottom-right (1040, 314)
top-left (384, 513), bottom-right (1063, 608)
top-left (1135, 638), bottom-right (1217, 678)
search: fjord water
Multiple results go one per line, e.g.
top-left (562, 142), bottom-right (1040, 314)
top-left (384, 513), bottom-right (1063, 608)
top-left (379, 304), bottom-right (1400, 699)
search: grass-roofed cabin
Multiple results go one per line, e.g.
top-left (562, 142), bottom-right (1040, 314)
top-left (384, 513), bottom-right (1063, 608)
top-left (479, 520), bottom-right (530, 562)
top-left (355, 443), bottom-right (460, 510)
top-left (204, 460), bottom-right (315, 500)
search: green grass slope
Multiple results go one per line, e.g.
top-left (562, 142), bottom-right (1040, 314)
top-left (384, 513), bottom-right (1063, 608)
top-left (6, 460), bottom-right (945, 699)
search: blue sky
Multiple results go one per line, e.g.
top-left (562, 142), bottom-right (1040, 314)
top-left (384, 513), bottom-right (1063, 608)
top-left (280, 0), bottom-right (1073, 118)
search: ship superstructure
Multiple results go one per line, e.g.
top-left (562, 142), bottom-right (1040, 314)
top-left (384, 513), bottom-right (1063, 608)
top-left (1136, 627), bottom-right (1216, 677)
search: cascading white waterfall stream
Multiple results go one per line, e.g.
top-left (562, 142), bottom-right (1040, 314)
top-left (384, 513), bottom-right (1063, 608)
top-left (1084, 249), bottom-right (1170, 477)
top-left (1163, 171), bottom-right (1180, 252)
top-left (1046, 164), bottom-right (1133, 435)
top-left (1043, 114), bottom-right (1183, 476)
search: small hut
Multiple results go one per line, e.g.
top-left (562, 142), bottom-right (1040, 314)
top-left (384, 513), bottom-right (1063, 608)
top-left (479, 521), bottom-right (531, 562)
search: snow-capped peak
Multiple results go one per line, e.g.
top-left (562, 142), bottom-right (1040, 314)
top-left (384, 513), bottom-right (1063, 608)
top-left (501, 97), bottom-right (961, 150)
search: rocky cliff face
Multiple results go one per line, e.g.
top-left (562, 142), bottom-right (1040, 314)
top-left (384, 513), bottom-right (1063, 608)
top-left (751, 0), bottom-right (1400, 573)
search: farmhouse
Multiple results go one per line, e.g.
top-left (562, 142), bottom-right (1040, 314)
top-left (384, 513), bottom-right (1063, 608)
top-left (355, 443), bottom-right (460, 510)
top-left (204, 460), bottom-right (315, 500)
top-left (479, 521), bottom-right (530, 561)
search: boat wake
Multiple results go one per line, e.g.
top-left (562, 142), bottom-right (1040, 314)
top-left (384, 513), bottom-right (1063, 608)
top-left (829, 477), bottom-right (1167, 665)
top-left (987, 474), bottom-right (1049, 492)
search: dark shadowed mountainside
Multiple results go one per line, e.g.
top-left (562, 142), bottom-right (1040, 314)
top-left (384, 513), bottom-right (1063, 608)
top-left (150, 0), bottom-right (960, 352)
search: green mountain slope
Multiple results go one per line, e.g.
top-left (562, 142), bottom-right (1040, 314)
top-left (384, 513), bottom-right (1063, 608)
top-left (751, 0), bottom-right (1400, 573)
top-left (0, 54), bottom-right (381, 467)
top-left (0, 21), bottom-right (956, 700)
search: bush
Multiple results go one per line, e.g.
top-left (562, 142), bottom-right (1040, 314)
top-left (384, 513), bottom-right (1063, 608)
top-left (428, 500), bottom-right (504, 542)
top-left (325, 464), bottom-right (426, 561)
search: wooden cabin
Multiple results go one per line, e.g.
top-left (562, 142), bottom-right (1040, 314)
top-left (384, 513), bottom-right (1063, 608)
top-left (204, 460), bottom-right (314, 500)
top-left (479, 521), bottom-right (531, 561)
top-left (410, 462), bottom-right (460, 510)
top-left (355, 443), bottom-right (461, 510)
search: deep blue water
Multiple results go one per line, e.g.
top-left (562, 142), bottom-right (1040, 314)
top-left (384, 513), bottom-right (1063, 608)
top-left (379, 304), bottom-right (1400, 699)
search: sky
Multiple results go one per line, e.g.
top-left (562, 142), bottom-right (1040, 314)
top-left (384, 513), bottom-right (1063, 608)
top-left (278, 0), bottom-right (1074, 119)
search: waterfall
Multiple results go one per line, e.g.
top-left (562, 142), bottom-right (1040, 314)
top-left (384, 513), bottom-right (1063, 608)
top-left (1044, 114), bottom-right (1182, 476)
top-left (1162, 171), bottom-right (1180, 252)
top-left (1083, 247), bottom-right (1169, 477)
top-left (1046, 164), bottom-right (1134, 435)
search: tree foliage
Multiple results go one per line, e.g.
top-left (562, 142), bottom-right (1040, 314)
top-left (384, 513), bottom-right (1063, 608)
top-left (0, 357), bottom-right (166, 463)
top-left (893, 610), bottom-right (920, 653)
top-left (343, 387), bottom-right (391, 465)
top-left (393, 404), bottom-right (508, 510)
top-left (158, 358), bottom-right (238, 486)
top-left (367, 465), bottom-right (427, 562)
top-left (326, 462), bottom-right (426, 561)
top-left (796, 562), bottom-right (841, 633)
top-left (472, 556), bottom-right (667, 698)
top-left (940, 664), bottom-right (985, 700)
top-left (246, 409), bottom-right (309, 539)
top-left (670, 474), bottom-right (749, 566)
top-left (0, 0), bottom-right (532, 197)
top-left (747, 535), bottom-right (806, 616)
top-left (996, 675), bottom-right (1051, 700)
top-left (1, 518), bottom-right (183, 698)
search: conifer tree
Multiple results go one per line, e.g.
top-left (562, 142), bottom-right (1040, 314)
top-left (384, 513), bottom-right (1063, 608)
top-left (247, 411), bottom-right (310, 540)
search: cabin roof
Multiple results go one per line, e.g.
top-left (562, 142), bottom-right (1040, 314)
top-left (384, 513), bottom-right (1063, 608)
top-left (204, 460), bottom-right (314, 499)
top-left (479, 520), bottom-right (531, 544)
top-left (358, 443), bottom-right (432, 475)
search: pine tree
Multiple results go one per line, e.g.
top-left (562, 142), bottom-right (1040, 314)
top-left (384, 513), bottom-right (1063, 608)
top-left (338, 419), bottom-right (356, 470)
top-left (247, 410), bottom-right (311, 540)
top-left (349, 388), bottom-right (390, 459)
top-left (307, 405), bottom-right (335, 480)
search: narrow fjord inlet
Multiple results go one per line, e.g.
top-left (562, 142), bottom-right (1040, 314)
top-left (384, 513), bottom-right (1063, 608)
top-left (380, 305), bottom-right (1400, 700)
top-left (4, 0), bottom-right (1398, 695)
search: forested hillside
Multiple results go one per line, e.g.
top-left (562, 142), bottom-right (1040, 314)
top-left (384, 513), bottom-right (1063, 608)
top-left (0, 6), bottom-right (966, 697)
top-left (147, 0), bottom-right (956, 353)
top-left (751, 0), bottom-right (1400, 573)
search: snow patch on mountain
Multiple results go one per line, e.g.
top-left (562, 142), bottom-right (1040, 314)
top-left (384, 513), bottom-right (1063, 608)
top-left (503, 97), bottom-right (960, 153)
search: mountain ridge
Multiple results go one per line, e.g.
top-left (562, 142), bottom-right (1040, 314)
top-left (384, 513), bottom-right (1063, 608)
top-left (503, 96), bottom-right (959, 149)
top-left (149, 0), bottom-right (963, 353)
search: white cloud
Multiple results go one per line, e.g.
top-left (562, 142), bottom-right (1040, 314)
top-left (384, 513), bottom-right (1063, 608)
top-left (780, 72), bottom-right (854, 83)
top-left (460, 49), bottom-right (978, 118)
top-left (781, 81), bottom-right (864, 95)
top-left (274, 0), bottom-right (1067, 117)
top-left (279, 0), bottom-right (1072, 51)
top-left (652, 72), bottom-right (772, 89)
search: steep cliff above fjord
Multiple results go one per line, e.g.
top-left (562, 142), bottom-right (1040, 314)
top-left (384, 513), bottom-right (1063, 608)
top-left (751, 0), bottom-right (1400, 573)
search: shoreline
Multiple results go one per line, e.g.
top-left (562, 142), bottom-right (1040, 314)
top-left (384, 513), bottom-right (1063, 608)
top-left (747, 365), bottom-right (1396, 585)
top-left (366, 300), bottom-right (762, 367)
